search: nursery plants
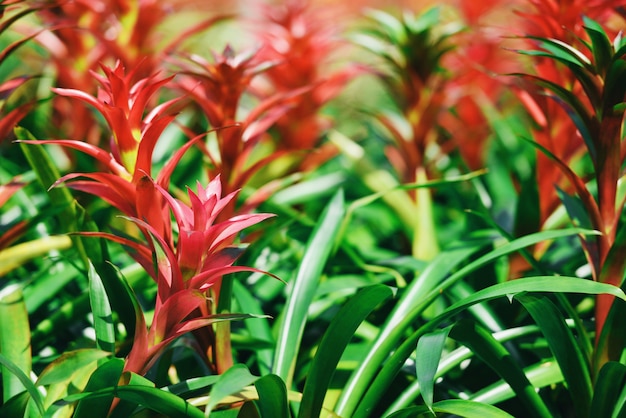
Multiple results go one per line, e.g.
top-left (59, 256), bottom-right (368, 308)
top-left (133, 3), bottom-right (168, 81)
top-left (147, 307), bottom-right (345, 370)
top-left (1, 0), bottom-right (625, 417)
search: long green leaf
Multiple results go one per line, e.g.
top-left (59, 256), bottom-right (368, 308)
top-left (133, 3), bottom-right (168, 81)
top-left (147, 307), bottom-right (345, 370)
top-left (353, 276), bottom-right (625, 416)
top-left (206, 364), bottom-right (259, 416)
top-left (335, 241), bottom-right (484, 416)
top-left (0, 353), bottom-right (44, 415)
top-left (36, 349), bottom-right (110, 387)
top-left (66, 383), bottom-right (205, 418)
top-left (470, 360), bottom-right (564, 406)
top-left (449, 319), bottom-right (552, 417)
top-left (337, 228), bottom-right (597, 416)
top-left (255, 374), bottom-right (290, 418)
top-left (232, 280), bottom-right (274, 375)
top-left (583, 16), bottom-right (613, 77)
top-left (385, 324), bottom-right (551, 414)
top-left (590, 362), bottom-right (626, 418)
top-left (299, 284), bottom-right (393, 418)
top-left (415, 326), bottom-right (452, 412)
top-left (16, 127), bottom-right (88, 266)
top-left (88, 262), bottom-right (116, 353)
top-left (272, 189), bottom-right (345, 386)
top-left (386, 399), bottom-right (514, 418)
top-left (516, 294), bottom-right (592, 413)
top-left (73, 357), bottom-right (125, 418)
top-left (0, 284), bottom-right (32, 401)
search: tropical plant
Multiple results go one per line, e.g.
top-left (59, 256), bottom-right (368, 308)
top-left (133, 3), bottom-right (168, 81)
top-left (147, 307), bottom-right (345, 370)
top-left (1, 0), bottom-right (625, 417)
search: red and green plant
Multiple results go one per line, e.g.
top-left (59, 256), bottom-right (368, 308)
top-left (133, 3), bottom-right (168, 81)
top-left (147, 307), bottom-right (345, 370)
top-left (1, 0), bottom-right (626, 417)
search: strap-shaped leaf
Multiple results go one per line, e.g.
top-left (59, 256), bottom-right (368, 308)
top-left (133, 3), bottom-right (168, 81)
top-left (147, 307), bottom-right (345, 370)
top-left (0, 284), bottom-right (31, 401)
top-left (386, 399), bottom-right (514, 418)
top-left (449, 319), bottom-right (552, 418)
top-left (66, 381), bottom-right (205, 418)
top-left (88, 262), bottom-right (116, 353)
top-left (514, 74), bottom-right (597, 159)
top-left (522, 36), bottom-right (592, 69)
top-left (516, 294), bottom-right (592, 413)
top-left (299, 284), bottom-right (393, 418)
top-left (590, 362), bottom-right (626, 417)
top-left (415, 326), bottom-right (452, 411)
top-left (0, 353), bottom-right (44, 415)
top-left (73, 358), bottom-right (125, 418)
top-left (255, 374), bottom-right (289, 418)
top-left (272, 189), bottom-right (345, 386)
top-left (206, 364), bottom-right (259, 415)
top-left (352, 276), bottom-right (626, 417)
top-left (583, 16), bottom-right (614, 77)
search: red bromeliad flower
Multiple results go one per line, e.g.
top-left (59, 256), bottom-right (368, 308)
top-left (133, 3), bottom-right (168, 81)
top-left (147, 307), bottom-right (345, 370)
top-left (517, 0), bottom-right (624, 42)
top-left (0, 0), bottom-right (49, 142)
top-left (20, 60), bottom-right (275, 375)
top-left (512, 9), bottom-right (626, 350)
top-left (20, 61), bottom-right (185, 243)
top-left (34, 0), bottom-right (228, 143)
top-left (96, 176), bottom-right (273, 375)
top-left (175, 45), bottom-right (306, 207)
top-left (254, 0), bottom-right (362, 163)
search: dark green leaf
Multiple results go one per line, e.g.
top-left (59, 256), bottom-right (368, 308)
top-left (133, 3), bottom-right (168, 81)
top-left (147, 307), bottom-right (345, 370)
top-left (583, 16), bottom-right (613, 76)
top-left (73, 358), bottom-right (125, 418)
top-left (272, 190), bottom-right (345, 386)
top-left (255, 374), bottom-right (290, 418)
top-left (516, 295), bottom-right (592, 413)
top-left (590, 362), bottom-right (626, 418)
top-left (415, 326), bottom-right (452, 411)
top-left (207, 364), bottom-right (259, 414)
top-left (449, 319), bottom-right (552, 417)
top-left (299, 284), bottom-right (393, 418)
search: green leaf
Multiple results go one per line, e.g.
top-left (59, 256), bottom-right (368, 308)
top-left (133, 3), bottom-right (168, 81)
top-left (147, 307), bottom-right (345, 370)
top-left (583, 16), bottom-right (614, 77)
top-left (590, 362), bottom-right (626, 418)
top-left (386, 399), bottom-right (514, 418)
top-left (415, 326), bottom-right (452, 411)
top-left (88, 261), bottom-right (116, 353)
top-left (206, 364), bottom-right (259, 415)
top-left (299, 284), bottom-right (393, 418)
top-left (337, 228), bottom-right (594, 417)
top-left (272, 189), bottom-right (345, 386)
top-left (66, 383), bottom-right (205, 418)
top-left (516, 295), bottom-right (592, 413)
top-left (0, 235), bottom-right (72, 276)
top-left (521, 36), bottom-right (592, 68)
top-left (0, 353), bottom-right (44, 415)
top-left (0, 284), bottom-right (32, 401)
top-left (36, 349), bottom-right (110, 387)
top-left (555, 186), bottom-right (594, 229)
top-left (17, 128), bottom-right (137, 341)
top-left (470, 360), bottom-right (564, 406)
top-left (513, 167), bottom-right (540, 237)
top-left (353, 276), bottom-right (625, 416)
top-left (594, 217), bottom-right (626, 369)
top-left (73, 357), bottom-right (125, 418)
top-left (450, 320), bottom-right (552, 417)
top-left (255, 374), bottom-right (289, 418)
top-left (514, 74), bottom-right (596, 159)
top-left (16, 127), bottom-right (88, 265)
top-left (603, 59), bottom-right (626, 113)
top-left (0, 391), bottom-right (31, 418)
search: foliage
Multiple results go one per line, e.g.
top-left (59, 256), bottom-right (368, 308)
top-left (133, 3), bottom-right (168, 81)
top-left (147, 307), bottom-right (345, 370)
top-left (1, 0), bottom-right (625, 417)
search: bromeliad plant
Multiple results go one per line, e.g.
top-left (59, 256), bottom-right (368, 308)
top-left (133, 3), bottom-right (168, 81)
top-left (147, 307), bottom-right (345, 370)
top-left (19, 60), bottom-right (275, 376)
top-left (514, 14), bottom-right (626, 370)
top-left (4, 1), bottom-right (626, 417)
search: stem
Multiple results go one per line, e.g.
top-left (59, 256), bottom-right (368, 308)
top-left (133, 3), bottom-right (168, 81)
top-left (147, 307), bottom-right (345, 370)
top-left (215, 275), bottom-right (234, 374)
top-left (594, 113), bottom-right (622, 340)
